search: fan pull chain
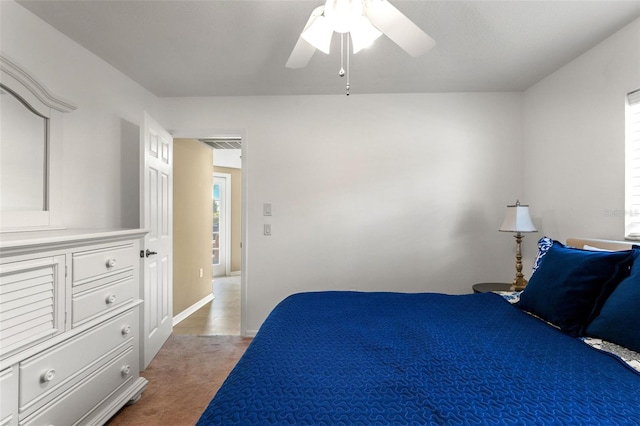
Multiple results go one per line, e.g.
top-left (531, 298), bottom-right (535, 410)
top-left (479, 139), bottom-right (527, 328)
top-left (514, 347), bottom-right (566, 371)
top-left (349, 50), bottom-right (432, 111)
top-left (338, 33), bottom-right (350, 96)
top-left (346, 33), bottom-right (350, 96)
top-left (339, 33), bottom-right (345, 77)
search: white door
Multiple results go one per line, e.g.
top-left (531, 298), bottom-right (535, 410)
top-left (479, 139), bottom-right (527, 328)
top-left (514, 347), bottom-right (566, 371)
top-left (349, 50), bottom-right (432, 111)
top-left (212, 173), bottom-right (231, 277)
top-left (140, 112), bottom-right (173, 369)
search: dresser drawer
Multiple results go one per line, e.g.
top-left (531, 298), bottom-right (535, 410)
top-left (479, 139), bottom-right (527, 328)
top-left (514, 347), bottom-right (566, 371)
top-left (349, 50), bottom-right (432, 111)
top-left (20, 347), bottom-right (136, 426)
top-left (18, 310), bottom-right (136, 415)
top-left (71, 276), bottom-right (135, 326)
top-left (72, 243), bottom-right (136, 284)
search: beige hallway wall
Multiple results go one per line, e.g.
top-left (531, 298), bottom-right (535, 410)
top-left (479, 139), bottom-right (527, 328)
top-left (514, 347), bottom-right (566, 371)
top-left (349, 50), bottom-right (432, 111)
top-left (174, 138), bottom-right (214, 314)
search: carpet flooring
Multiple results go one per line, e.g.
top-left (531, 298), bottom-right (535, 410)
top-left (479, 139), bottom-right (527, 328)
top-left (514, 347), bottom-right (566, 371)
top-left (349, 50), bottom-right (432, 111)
top-left (107, 334), bottom-right (252, 426)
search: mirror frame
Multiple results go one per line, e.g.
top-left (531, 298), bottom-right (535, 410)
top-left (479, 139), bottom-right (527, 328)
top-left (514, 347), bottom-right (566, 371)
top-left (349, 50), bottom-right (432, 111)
top-left (0, 54), bottom-right (76, 232)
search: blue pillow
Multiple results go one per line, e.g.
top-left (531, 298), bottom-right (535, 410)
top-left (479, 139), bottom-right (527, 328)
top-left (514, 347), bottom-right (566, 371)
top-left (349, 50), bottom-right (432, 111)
top-left (517, 241), bottom-right (634, 336)
top-left (586, 249), bottom-right (640, 353)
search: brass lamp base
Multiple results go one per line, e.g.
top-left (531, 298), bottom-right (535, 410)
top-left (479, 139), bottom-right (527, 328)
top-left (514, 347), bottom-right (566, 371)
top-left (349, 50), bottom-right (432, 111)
top-left (510, 232), bottom-right (528, 292)
top-left (510, 276), bottom-right (528, 292)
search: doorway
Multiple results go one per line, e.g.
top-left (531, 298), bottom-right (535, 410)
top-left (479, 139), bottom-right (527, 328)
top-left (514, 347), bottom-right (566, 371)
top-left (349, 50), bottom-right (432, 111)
top-left (172, 161), bottom-right (241, 335)
top-left (210, 144), bottom-right (242, 335)
top-left (170, 132), bottom-right (245, 336)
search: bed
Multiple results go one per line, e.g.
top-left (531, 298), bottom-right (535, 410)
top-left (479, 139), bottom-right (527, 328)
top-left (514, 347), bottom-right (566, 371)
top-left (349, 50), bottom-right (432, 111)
top-left (197, 238), bottom-right (640, 425)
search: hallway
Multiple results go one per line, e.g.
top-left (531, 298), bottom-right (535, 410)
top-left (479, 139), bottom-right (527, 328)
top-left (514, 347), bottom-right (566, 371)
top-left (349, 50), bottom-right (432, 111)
top-left (173, 275), bottom-right (241, 336)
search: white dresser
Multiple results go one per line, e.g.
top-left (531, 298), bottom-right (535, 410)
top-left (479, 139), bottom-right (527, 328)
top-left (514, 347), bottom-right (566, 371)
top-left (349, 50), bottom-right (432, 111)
top-left (0, 229), bottom-right (148, 426)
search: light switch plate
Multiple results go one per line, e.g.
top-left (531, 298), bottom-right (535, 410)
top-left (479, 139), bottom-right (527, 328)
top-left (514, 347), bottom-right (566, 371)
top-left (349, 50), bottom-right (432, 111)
top-left (263, 203), bottom-right (272, 216)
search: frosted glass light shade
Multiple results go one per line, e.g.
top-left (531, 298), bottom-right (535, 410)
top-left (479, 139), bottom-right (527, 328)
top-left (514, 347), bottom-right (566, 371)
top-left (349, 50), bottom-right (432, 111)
top-left (302, 13), bottom-right (333, 54)
top-left (350, 16), bottom-right (383, 53)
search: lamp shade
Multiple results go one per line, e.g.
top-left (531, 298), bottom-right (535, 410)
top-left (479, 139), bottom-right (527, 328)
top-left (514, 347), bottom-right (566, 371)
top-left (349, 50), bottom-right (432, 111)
top-left (499, 201), bottom-right (537, 233)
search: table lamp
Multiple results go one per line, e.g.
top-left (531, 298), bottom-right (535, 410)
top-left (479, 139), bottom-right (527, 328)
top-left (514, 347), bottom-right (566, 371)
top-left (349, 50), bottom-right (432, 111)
top-left (499, 200), bottom-right (537, 291)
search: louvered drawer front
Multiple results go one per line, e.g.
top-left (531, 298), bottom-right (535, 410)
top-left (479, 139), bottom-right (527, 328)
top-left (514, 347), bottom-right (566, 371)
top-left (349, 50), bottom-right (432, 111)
top-left (72, 243), bottom-right (135, 284)
top-left (18, 309), bottom-right (136, 415)
top-left (19, 346), bottom-right (136, 426)
top-left (0, 256), bottom-right (65, 357)
top-left (71, 276), bottom-right (135, 326)
top-left (1, 367), bottom-right (17, 426)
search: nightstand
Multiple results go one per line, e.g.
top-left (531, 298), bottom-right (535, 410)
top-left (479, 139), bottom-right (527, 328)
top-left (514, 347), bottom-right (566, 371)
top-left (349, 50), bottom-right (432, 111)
top-left (472, 282), bottom-right (513, 293)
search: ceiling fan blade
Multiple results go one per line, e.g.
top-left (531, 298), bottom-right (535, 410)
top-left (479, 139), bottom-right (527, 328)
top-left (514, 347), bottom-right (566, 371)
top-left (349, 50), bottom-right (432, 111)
top-left (286, 6), bottom-right (325, 69)
top-left (365, 0), bottom-right (436, 57)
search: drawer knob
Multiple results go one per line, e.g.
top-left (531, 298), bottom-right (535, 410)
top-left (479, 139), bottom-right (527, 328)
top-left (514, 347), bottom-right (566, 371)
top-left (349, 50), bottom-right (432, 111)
top-left (121, 365), bottom-right (131, 377)
top-left (106, 258), bottom-right (117, 268)
top-left (41, 368), bottom-right (56, 383)
top-left (106, 294), bottom-right (117, 304)
top-left (122, 325), bottom-right (132, 336)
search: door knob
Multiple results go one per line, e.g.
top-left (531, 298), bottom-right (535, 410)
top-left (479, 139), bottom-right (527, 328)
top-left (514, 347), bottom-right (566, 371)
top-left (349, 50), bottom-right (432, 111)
top-left (145, 249), bottom-right (157, 257)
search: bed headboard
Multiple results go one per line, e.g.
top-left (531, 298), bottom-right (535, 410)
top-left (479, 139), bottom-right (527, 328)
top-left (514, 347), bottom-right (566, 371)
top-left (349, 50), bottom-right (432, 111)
top-left (566, 238), bottom-right (633, 251)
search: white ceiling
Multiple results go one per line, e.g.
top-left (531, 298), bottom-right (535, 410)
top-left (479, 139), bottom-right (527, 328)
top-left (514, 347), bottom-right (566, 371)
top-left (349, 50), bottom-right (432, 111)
top-left (17, 0), bottom-right (640, 97)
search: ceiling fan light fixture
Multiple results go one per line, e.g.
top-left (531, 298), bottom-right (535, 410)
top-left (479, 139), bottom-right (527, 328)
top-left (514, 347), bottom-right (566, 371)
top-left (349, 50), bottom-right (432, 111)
top-left (301, 10), bottom-right (333, 54)
top-left (350, 15), bottom-right (382, 53)
top-left (286, 0), bottom-right (436, 95)
top-left (324, 0), bottom-right (363, 33)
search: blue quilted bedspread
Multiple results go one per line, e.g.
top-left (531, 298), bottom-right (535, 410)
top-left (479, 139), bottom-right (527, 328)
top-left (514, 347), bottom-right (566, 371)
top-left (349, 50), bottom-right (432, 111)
top-left (197, 292), bottom-right (640, 425)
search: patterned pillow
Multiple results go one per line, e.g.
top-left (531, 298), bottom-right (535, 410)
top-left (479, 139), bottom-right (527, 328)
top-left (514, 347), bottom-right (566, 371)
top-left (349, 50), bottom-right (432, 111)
top-left (517, 241), bottom-right (634, 336)
top-left (531, 236), bottom-right (553, 273)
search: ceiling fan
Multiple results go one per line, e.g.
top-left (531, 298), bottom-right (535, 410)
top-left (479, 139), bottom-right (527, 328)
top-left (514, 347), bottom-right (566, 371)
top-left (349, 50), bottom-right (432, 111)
top-left (286, 0), bottom-right (436, 69)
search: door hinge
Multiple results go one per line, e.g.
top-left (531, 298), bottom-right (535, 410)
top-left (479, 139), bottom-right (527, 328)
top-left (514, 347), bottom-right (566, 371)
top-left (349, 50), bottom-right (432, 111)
top-left (65, 265), bottom-right (68, 278)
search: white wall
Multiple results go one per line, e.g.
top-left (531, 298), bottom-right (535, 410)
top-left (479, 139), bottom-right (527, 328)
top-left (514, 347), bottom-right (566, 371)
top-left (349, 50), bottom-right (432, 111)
top-left (15, 0), bottom-right (630, 337)
top-left (160, 93), bottom-right (525, 334)
top-left (523, 18), bottom-right (640, 250)
top-left (1, 1), bottom-right (159, 228)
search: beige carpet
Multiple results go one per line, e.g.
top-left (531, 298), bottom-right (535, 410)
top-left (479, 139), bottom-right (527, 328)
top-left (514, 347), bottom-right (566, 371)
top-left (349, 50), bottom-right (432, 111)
top-left (107, 334), bottom-right (252, 426)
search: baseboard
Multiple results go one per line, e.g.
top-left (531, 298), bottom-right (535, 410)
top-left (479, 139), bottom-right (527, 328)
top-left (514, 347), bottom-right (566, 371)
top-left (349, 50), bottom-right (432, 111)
top-left (228, 270), bottom-right (241, 276)
top-left (173, 293), bottom-right (214, 326)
